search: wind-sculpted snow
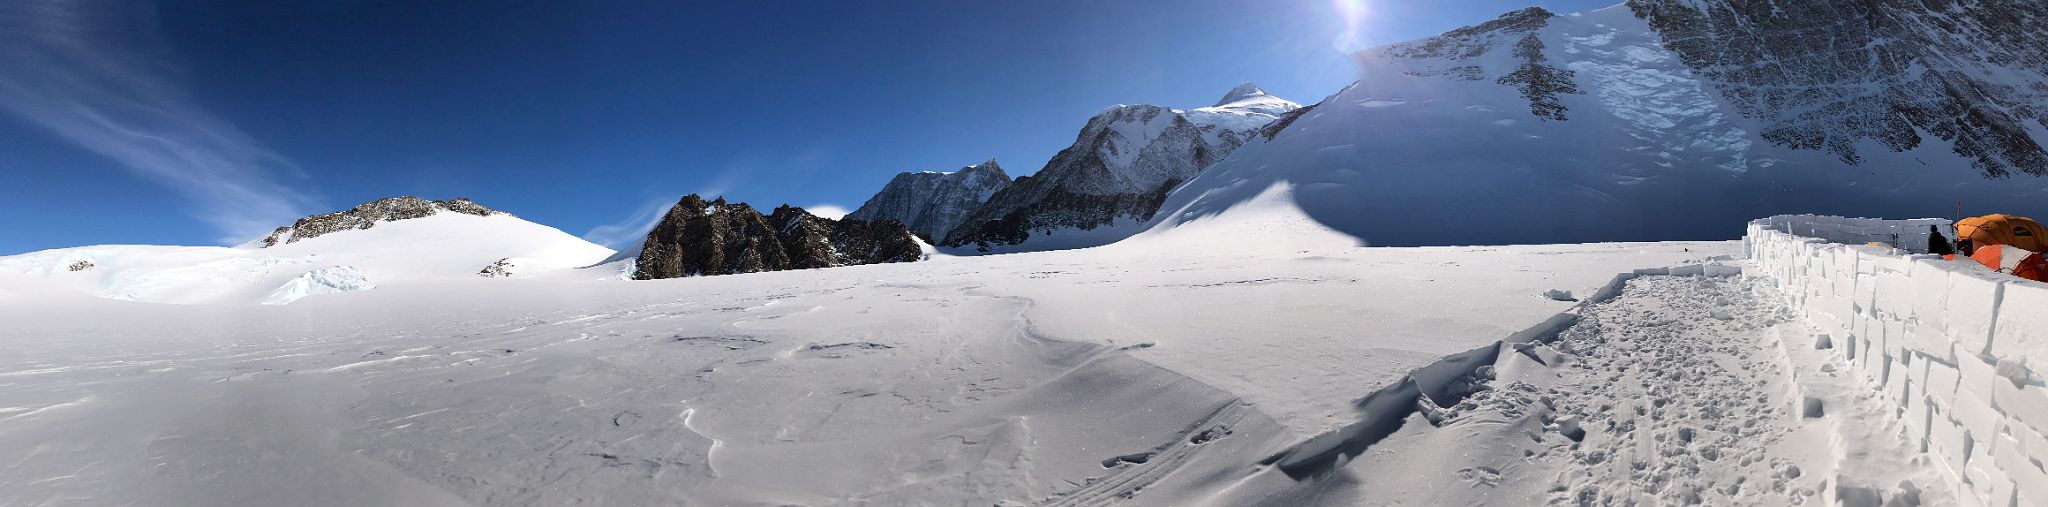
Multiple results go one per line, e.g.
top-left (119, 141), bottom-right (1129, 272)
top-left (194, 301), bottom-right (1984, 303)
top-left (0, 212), bottom-right (1737, 505)
top-left (1628, 0), bottom-right (2048, 177)
top-left (262, 265), bottom-right (373, 304)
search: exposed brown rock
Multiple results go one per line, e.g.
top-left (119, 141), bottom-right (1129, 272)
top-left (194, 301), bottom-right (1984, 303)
top-left (262, 196), bottom-right (504, 247)
top-left (633, 195), bottom-right (921, 280)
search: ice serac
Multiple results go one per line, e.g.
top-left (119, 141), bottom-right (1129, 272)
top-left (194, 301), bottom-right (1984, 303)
top-left (941, 83), bottom-right (1299, 252)
top-left (633, 194), bottom-right (921, 279)
top-left (262, 196), bottom-right (503, 246)
top-left (845, 159), bottom-right (1012, 241)
top-left (1145, 3), bottom-right (2048, 247)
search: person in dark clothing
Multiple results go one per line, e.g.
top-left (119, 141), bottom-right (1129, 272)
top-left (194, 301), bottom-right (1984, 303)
top-left (1929, 225), bottom-right (1956, 256)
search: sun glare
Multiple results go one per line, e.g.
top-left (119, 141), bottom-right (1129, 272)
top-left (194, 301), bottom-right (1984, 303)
top-left (1331, 0), bottom-right (1369, 53)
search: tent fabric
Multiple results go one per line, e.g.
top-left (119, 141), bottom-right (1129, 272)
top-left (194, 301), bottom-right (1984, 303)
top-left (1956, 214), bottom-right (2048, 252)
top-left (1969, 244), bottom-right (2048, 282)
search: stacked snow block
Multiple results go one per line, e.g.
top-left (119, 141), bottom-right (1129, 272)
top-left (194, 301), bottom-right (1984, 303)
top-left (1747, 216), bottom-right (2048, 507)
top-left (1752, 214), bottom-right (1952, 254)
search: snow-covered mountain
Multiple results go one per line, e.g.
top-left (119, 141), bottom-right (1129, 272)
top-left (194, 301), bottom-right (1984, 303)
top-left (1141, 3), bottom-right (2048, 247)
top-left (844, 159), bottom-right (1012, 241)
top-left (940, 83), bottom-right (1300, 252)
top-left (0, 197), bottom-right (613, 304)
top-left (260, 196), bottom-right (502, 246)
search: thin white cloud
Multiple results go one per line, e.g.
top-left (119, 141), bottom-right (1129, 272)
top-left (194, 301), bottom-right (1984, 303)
top-left (806, 204), bottom-right (849, 220)
top-left (0, 0), bottom-right (314, 244)
top-left (582, 197), bottom-right (677, 249)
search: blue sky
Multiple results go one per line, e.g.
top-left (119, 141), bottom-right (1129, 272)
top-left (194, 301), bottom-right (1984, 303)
top-left (0, 0), bottom-right (1619, 254)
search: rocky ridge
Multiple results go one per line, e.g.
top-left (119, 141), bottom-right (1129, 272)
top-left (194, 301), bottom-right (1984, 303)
top-left (940, 83), bottom-right (1299, 251)
top-left (633, 195), bottom-right (922, 279)
top-left (262, 197), bottom-right (503, 247)
top-left (844, 159), bottom-right (1012, 241)
top-left (1627, 0), bottom-right (2048, 177)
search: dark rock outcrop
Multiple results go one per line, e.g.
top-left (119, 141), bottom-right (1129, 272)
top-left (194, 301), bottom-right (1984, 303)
top-left (262, 196), bottom-right (503, 247)
top-left (633, 195), bottom-right (922, 280)
top-left (1495, 33), bottom-right (1580, 121)
top-left (477, 258), bottom-right (516, 278)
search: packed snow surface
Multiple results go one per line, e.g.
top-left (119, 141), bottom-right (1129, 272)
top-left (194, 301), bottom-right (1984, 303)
top-left (1, 202), bottom-right (1759, 505)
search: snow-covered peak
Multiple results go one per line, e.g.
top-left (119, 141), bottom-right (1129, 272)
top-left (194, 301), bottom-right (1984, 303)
top-left (1214, 82), bottom-right (1270, 107)
top-left (1192, 83), bottom-right (1301, 119)
top-left (941, 88), bottom-right (1300, 251)
top-left (846, 159), bottom-right (1015, 240)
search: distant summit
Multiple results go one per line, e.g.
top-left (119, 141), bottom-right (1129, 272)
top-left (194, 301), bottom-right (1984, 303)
top-left (939, 83), bottom-right (1299, 252)
top-left (845, 159), bottom-right (1012, 241)
top-left (1214, 82), bottom-right (1270, 107)
top-left (262, 197), bottom-right (505, 247)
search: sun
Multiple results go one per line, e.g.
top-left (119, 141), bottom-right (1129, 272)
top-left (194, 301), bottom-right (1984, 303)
top-left (1331, 0), bottom-right (1370, 52)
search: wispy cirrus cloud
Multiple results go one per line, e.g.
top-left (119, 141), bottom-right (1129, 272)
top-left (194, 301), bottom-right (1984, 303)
top-left (0, 0), bottom-right (313, 244)
top-left (582, 197), bottom-right (676, 249)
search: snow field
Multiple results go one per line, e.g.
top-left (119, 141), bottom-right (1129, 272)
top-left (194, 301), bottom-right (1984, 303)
top-left (1750, 215), bottom-right (2048, 506)
top-left (0, 218), bottom-right (1742, 505)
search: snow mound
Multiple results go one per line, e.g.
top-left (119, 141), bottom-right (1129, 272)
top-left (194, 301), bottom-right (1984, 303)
top-left (0, 212), bottom-right (613, 304)
top-left (262, 266), bottom-right (374, 305)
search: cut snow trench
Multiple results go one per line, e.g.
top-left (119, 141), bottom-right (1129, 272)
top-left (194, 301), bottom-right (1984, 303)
top-left (1268, 264), bottom-right (1740, 478)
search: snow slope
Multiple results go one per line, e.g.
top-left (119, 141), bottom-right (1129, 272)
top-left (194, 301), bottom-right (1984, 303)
top-left (1148, 4), bottom-right (2048, 248)
top-left (0, 219), bottom-right (1738, 505)
top-left (0, 212), bottom-right (613, 305)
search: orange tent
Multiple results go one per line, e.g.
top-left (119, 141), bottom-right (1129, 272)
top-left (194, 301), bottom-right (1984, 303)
top-left (1971, 244), bottom-right (2048, 282)
top-left (1956, 214), bottom-right (2048, 252)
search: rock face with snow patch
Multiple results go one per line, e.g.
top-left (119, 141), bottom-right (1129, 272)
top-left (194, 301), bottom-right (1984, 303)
top-left (845, 159), bottom-right (1012, 241)
top-left (262, 197), bottom-right (504, 246)
top-left (1143, 2), bottom-right (2048, 247)
top-left (477, 258), bottom-right (518, 278)
top-left (633, 195), bottom-right (921, 279)
top-left (941, 84), bottom-right (1298, 251)
top-left (1627, 0), bottom-right (2048, 177)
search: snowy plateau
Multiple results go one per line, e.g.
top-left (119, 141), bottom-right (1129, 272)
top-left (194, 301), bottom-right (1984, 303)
top-left (0, 192), bottom-right (2000, 506)
top-left (8, 0), bottom-right (2048, 506)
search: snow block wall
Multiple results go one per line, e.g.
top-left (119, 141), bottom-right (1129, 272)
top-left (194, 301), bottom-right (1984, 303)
top-left (1747, 215), bottom-right (2048, 507)
top-left (1752, 214), bottom-right (1952, 253)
